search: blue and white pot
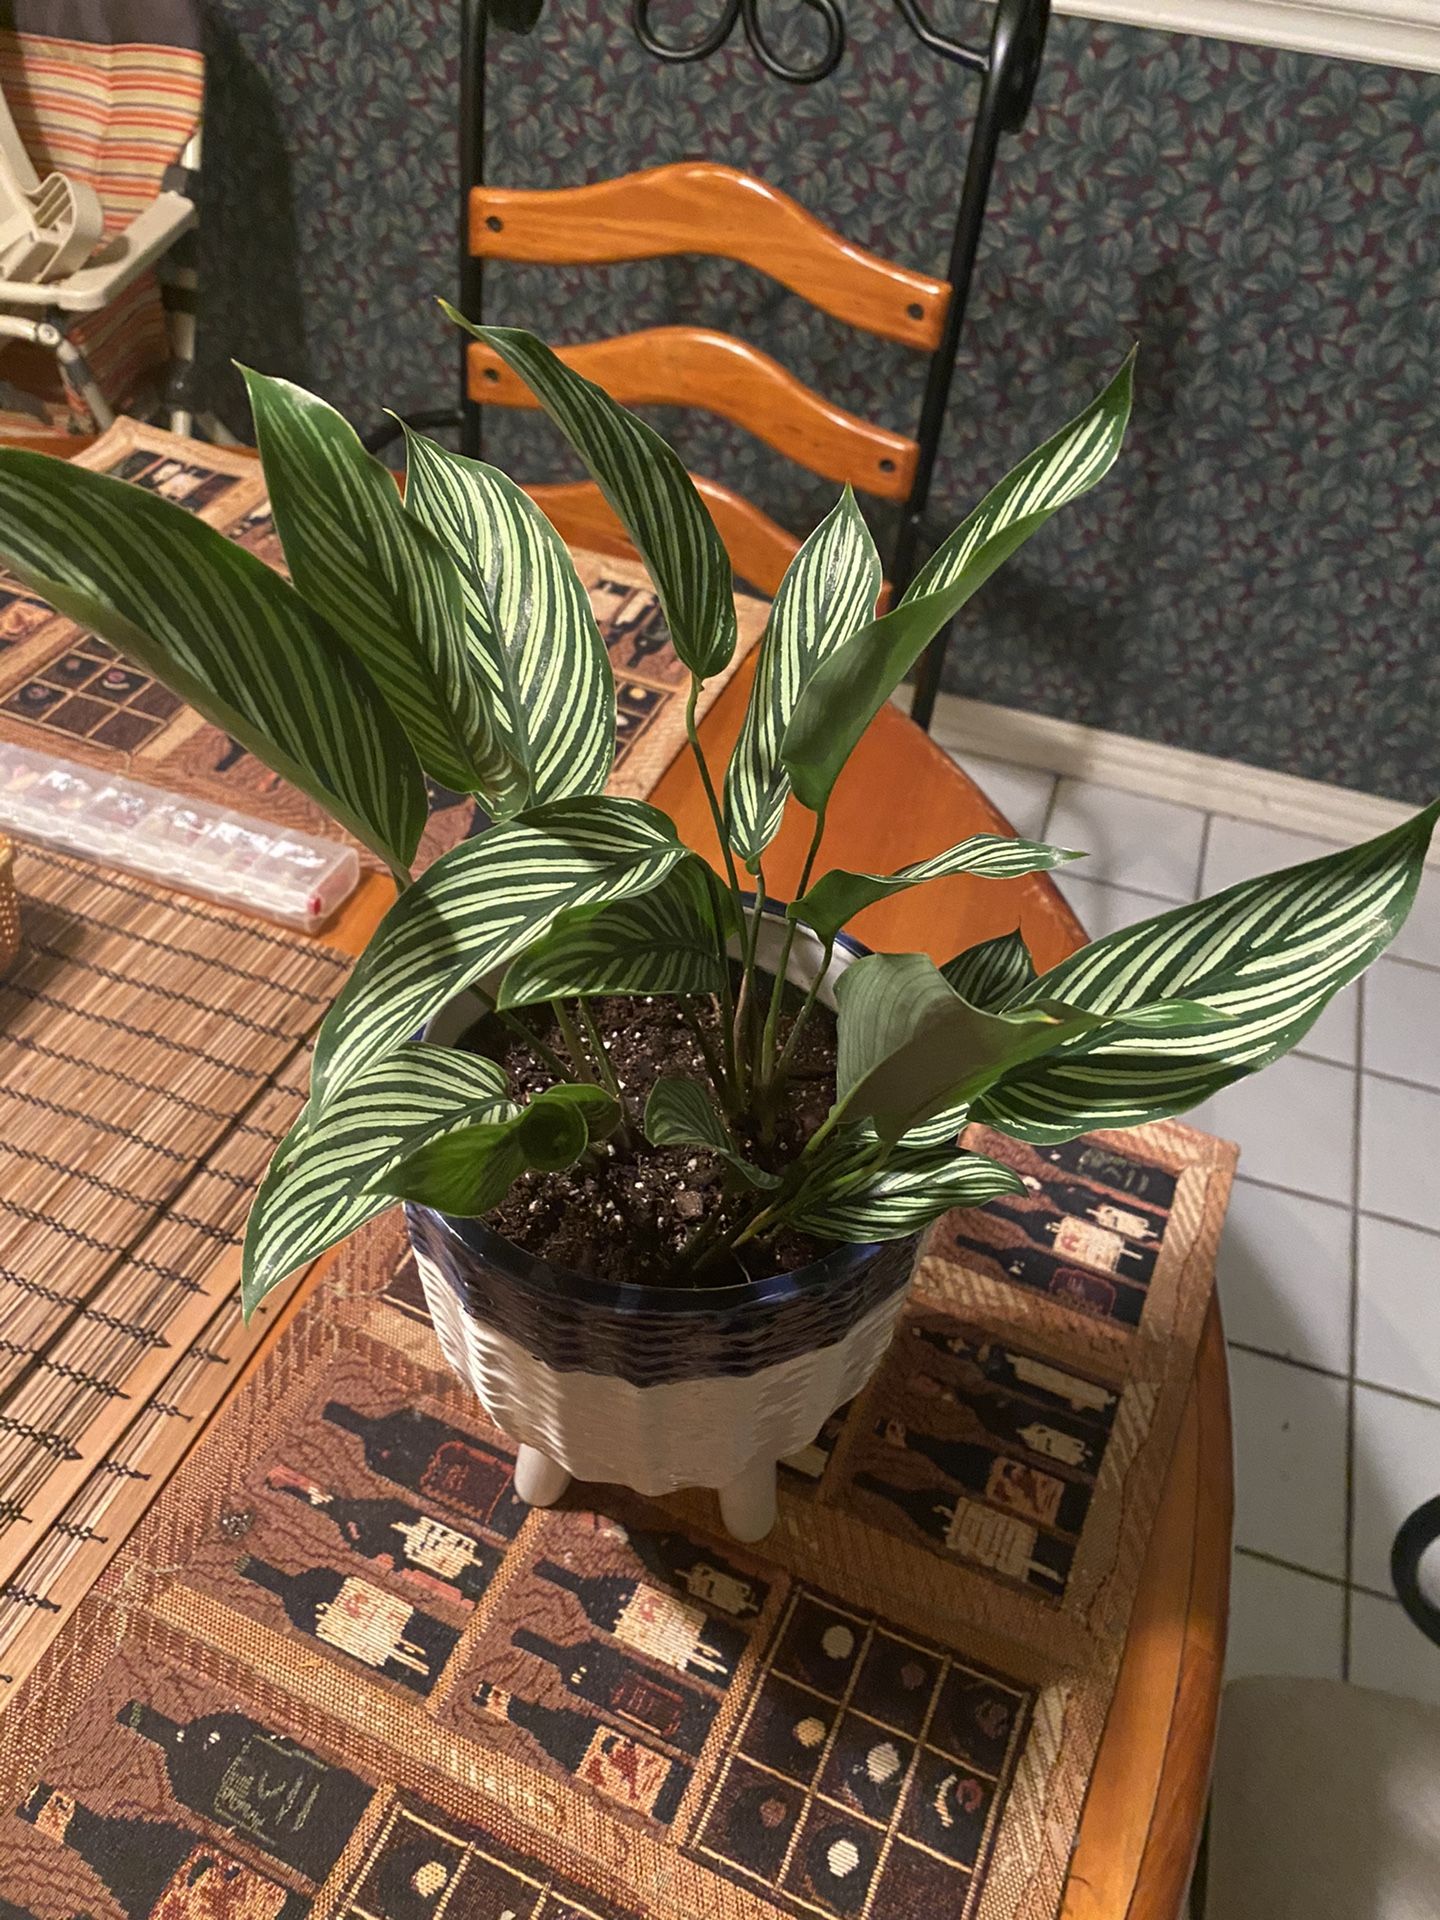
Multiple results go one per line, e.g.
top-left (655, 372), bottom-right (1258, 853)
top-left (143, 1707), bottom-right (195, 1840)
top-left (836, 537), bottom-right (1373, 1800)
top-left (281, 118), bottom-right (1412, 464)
top-left (408, 906), bottom-right (921, 1540)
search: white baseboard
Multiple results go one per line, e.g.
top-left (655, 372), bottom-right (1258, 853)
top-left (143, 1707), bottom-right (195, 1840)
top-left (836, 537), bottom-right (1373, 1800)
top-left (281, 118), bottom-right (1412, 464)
top-left (916, 692), bottom-right (1440, 867)
top-left (1048, 0), bottom-right (1440, 73)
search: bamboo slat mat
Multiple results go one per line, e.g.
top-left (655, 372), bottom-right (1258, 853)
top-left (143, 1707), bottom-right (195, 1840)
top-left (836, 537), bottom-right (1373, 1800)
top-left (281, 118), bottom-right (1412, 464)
top-left (0, 1114), bottom-right (1235, 1920)
top-left (0, 843), bottom-right (348, 1689)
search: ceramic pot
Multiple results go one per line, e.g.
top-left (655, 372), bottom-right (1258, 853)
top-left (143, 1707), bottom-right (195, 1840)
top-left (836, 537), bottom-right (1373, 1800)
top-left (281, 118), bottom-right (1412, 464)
top-left (407, 907), bottom-right (922, 1540)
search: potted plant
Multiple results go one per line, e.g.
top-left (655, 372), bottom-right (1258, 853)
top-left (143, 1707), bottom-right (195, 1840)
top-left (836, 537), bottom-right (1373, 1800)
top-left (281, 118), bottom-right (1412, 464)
top-left (0, 316), bottom-right (1430, 1540)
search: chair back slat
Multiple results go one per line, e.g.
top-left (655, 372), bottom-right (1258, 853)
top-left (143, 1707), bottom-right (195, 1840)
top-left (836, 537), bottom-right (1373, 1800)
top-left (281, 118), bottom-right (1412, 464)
top-left (526, 475), bottom-right (802, 600)
top-left (471, 162), bottom-right (949, 351)
top-left (469, 325), bottom-right (917, 503)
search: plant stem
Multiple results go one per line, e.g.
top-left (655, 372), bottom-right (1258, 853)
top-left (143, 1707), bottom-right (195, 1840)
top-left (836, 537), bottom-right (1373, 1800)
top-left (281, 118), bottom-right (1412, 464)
top-left (680, 995), bottom-right (729, 1103)
top-left (685, 676), bottom-right (747, 920)
top-left (467, 985), bottom-right (577, 1085)
top-left (768, 934), bottom-right (835, 1097)
top-left (578, 1000), bottom-right (622, 1100)
top-left (758, 805), bottom-right (827, 1096)
top-left (550, 999), bottom-right (596, 1083)
top-left (732, 866), bottom-right (766, 1104)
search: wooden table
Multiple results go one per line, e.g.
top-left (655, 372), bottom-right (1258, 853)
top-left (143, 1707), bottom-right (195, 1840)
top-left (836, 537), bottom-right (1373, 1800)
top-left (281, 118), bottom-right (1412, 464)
top-left (300, 664), bottom-right (1231, 1920)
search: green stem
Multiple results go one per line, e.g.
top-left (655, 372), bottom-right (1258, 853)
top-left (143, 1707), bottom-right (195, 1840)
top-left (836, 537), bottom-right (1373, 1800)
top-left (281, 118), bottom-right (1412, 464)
top-left (578, 1000), bottom-right (622, 1100)
top-left (680, 995), bottom-right (730, 1105)
top-left (758, 805), bottom-right (828, 1095)
top-left (467, 985), bottom-right (577, 1085)
top-left (550, 999), bottom-right (596, 1083)
top-left (685, 676), bottom-right (747, 918)
top-left (768, 933), bottom-right (835, 1097)
top-left (732, 866), bottom-right (766, 1105)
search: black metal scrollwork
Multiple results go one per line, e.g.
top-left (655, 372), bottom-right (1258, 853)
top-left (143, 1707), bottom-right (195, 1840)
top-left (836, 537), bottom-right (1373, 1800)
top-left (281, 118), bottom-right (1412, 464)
top-left (633, 0), bottom-right (847, 85)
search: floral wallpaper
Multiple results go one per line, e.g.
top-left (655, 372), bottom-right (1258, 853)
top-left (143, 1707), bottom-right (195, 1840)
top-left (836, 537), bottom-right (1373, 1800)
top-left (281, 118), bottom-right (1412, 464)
top-left (197, 2), bottom-right (1440, 805)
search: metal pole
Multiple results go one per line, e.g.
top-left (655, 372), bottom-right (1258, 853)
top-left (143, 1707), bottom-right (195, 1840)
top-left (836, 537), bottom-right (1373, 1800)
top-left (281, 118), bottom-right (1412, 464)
top-left (459, 0), bottom-right (487, 458)
top-left (904, 0), bottom-right (1049, 731)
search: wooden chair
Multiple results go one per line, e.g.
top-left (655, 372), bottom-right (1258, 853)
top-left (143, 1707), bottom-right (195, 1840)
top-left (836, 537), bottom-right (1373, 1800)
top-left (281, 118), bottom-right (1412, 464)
top-left (370, 0), bottom-right (1052, 719)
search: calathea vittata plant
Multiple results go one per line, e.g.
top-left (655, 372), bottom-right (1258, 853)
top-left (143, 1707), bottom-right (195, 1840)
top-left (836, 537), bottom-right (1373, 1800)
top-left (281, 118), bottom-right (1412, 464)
top-left (0, 314), bottom-right (1430, 1314)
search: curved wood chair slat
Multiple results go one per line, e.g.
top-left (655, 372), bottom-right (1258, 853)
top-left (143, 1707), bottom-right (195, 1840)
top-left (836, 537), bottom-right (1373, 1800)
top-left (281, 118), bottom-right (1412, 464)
top-left (470, 161), bottom-right (950, 351)
top-left (469, 326), bottom-right (918, 502)
top-left (524, 475), bottom-right (802, 600)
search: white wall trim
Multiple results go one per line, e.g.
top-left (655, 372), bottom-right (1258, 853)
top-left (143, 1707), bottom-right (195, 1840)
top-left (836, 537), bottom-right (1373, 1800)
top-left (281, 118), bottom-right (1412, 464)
top-left (918, 692), bottom-right (1440, 867)
top-left (1049, 0), bottom-right (1440, 73)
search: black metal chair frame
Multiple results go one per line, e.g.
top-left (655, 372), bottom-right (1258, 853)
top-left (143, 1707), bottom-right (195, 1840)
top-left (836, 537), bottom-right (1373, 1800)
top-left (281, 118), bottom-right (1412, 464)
top-left (378, 0), bottom-right (1053, 731)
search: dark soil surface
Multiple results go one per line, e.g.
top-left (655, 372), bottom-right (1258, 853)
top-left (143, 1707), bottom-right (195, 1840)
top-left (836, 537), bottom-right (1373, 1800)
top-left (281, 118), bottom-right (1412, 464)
top-left (459, 979), bottom-right (838, 1289)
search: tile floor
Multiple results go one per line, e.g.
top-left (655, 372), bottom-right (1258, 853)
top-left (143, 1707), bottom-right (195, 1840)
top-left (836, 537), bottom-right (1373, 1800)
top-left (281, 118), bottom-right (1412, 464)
top-left (955, 750), bottom-right (1440, 1707)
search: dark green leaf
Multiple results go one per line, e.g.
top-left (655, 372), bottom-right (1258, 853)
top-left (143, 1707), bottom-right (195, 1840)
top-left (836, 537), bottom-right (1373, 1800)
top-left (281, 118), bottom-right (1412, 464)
top-left (401, 427), bottom-right (614, 812)
top-left (789, 835), bottom-right (1081, 946)
top-left (442, 313), bottom-right (737, 679)
top-left (643, 1075), bottom-right (780, 1188)
top-left (243, 368), bottom-right (515, 799)
top-left (781, 354), bottom-right (1134, 813)
top-left (0, 449), bottom-right (425, 880)
top-left (725, 488), bottom-right (880, 868)
top-left (379, 1082), bottom-right (619, 1215)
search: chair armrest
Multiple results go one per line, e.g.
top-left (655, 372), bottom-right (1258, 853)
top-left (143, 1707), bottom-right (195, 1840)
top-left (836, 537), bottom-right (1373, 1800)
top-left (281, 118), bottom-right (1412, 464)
top-left (1392, 1493), bottom-right (1440, 1648)
top-left (0, 192), bottom-right (195, 312)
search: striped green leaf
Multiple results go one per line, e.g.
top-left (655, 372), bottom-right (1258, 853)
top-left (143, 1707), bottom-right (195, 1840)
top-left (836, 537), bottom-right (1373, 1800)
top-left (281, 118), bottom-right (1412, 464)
top-left (380, 1083), bottom-right (621, 1216)
top-left (785, 1142), bottom-right (1025, 1242)
top-left (442, 310), bottom-right (737, 680)
top-left (834, 953), bottom-right (1106, 1144)
top-left (243, 369), bottom-right (515, 801)
top-left (941, 929), bottom-right (1037, 1010)
top-left (0, 450), bottom-right (425, 880)
top-left (497, 858), bottom-right (735, 1007)
top-left (644, 1075), bottom-right (780, 1189)
top-left (789, 835), bottom-right (1082, 947)
top-left (782, 354), bottom-right (1134, 813)
top-left (725, 489), bottom-right (880, 869)
top-left (311, 796), bottom-right (690, 1107)
top-left (242, 1043), bottom-right (511, 1316)
top-left (976, 802), bottom-right (1440, 1142)
top-left (401, 427), bottom-right (614, 812)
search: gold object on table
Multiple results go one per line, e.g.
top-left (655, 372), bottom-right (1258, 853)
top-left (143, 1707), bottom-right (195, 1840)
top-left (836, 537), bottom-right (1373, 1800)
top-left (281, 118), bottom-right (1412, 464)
top-left (0, 832), bottom-right (18, 970)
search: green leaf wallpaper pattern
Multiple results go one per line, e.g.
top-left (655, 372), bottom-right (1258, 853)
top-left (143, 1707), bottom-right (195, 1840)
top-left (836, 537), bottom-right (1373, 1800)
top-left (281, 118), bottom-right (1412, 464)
top-left (197, 4), bottom-right (1440, 806)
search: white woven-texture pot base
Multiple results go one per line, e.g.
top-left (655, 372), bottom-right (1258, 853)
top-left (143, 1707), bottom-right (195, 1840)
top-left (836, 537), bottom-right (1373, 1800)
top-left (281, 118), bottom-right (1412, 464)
top-left (415, 1247), bottom-right (908, 1496)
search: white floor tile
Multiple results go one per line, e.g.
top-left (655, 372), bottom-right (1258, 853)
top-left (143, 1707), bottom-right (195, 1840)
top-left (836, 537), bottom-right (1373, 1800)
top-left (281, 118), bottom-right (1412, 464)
top-left (1044, 778), bottom-right (1207, 901)
top-left (1226, 1551), bottom-right (1345, 1682)
top-left (1363, 959), bottom-right (1440, 1090)
top-left (1230, 1348), bottom-right (1349, 1579)
top-left (1053, 872), bottom-right (1173, 942)
top-left (954, 753), bottom-right (1057, 842)
top-left (1218, 1179), bottom-right (1353, 1374)
top-left (1359, 1075), bottom-right (1440, 1235)
top-left (1348, 1591), bottom-right (1440, 1707)
top-left (1189, 1053), bottom-right (1357, 1203)
top-left (1389, 864), bottom-right (1440, 970)
top-left (1295, 981), bottom-right (1359, 1069)
top-left (1202, 815), bottom-right (1344, 894)
top-left (1357, 1215), bottom-right (1440, 1405)
top-left (1351, 1385), bottom-right (1440, 1594)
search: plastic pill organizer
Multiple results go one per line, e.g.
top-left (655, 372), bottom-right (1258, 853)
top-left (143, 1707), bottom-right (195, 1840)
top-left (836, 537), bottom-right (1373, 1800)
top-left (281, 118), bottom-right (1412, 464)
top-left (0, 741), bottom-right (359, 931)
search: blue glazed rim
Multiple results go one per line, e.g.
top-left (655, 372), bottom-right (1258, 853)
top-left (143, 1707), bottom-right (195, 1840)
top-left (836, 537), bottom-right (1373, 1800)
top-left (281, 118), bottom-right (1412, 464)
top-left (413, 909), bottom-right (891, 1321)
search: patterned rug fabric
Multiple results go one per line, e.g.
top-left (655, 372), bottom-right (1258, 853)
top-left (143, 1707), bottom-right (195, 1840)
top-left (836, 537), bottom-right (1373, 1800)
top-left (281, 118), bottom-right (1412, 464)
top-left (0, 1117), bottom-right (1234, 1920)
top-left (0, 419), bottom-right (766, 863)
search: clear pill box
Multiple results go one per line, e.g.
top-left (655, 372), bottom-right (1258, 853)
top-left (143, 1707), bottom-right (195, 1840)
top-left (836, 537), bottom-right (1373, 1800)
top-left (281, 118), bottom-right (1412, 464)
top-left (0, 740), bottom-right (358, 931)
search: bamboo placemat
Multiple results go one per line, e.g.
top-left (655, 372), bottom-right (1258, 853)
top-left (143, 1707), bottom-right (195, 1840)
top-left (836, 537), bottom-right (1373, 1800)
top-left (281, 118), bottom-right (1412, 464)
top-left (0, 1113), bottom-right (1235, 1920)
top-left (0, 419), bottom-right (767, 867)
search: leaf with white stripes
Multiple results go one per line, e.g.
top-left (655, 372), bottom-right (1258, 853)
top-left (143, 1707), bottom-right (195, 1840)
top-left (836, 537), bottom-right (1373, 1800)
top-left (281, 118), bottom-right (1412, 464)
top-left (941, 929), bottom-right (1038, 1010)
top-left (242, 1044), bottom-right (512, 1316)
top-left (497, 859), bottom-right (735, 1007)
top-left (380, 1083), bottom-right (621, 1216)
top-left (784, 1141), bottom-right (1025, 1242)
top-left (0, 450), bottom-right (426, 880)
top-left (243, 368), bottom-right (515, 800)
top-left (401, 427), bottom-right (614, 812)
top-left (725, 489), bottom-right (880, 869)
top-left (789, 835), bottom-right (1083, 947)
top-left (311, 796), bottom-right (691, 1108)
top-left (643, 1075), bottom-right (780, 1189)
top-left (975, 803), bottom-right (1440, 1142)
top-left (782, 354), bottom-right (1134, 812)
top-left (442, 310), bottom-right (737, 679)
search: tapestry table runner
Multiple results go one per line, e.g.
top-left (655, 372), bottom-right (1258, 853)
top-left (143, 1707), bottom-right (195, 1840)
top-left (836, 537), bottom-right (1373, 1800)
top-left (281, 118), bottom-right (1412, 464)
top-left (0, 1114), bottom-right (1235, 1920)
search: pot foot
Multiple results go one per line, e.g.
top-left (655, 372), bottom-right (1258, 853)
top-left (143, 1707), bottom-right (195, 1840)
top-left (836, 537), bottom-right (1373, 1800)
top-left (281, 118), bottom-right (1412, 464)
top-left (718, 1458), bottom-right (777, 1542)
top-left (514, 1444), bottom-right (571, 1507)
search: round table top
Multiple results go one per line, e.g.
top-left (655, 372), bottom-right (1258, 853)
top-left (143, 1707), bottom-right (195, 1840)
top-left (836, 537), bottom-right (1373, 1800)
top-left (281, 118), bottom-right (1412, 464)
top-left (322, 652), bottom-right (1232, 1920)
